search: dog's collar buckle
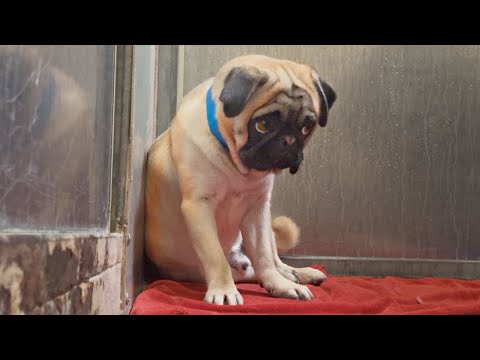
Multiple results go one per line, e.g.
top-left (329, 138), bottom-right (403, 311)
top-left (206, 86), bottom-right (228, 149)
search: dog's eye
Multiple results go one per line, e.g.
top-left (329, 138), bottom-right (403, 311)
top-left (301, 124), bottom-right (313, 135)
top-left (301, 115), bottom-right (316, 135)
top-left (255, 120), bottom-right (268, 134)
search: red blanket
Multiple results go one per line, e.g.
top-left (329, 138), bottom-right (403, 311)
top-left (130, 265), bottom-right (480, 315)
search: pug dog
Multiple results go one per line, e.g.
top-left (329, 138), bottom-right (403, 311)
top-left (145, 54), bottom-right (336, 305)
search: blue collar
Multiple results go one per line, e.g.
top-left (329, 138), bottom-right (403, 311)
top-left (206, 86), bottom-right (228, 149)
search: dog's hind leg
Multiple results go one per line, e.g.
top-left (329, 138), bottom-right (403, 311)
top-left (227, 234), bottom-right (257, 283)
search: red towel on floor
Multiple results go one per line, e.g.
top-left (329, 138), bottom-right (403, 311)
top-left (130, 265), bottom-right (480, 315)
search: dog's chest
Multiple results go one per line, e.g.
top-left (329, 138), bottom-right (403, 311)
top-left (214, 175), bottom-right (268, 247)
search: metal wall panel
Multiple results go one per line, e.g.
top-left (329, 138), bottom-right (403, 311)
top-left (182, 45), bottom-right (480, 262)
top-left (125, 45), bottom-right (158, 312)
top-left (156, 45), bottom-right (178, 136)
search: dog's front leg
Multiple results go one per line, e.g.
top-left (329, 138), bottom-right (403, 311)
top-left (181, 198), bottom-right (243, 305)
top-left (241, 195), bottom-right (314, 301)
top-left (271, 231), bottom-right (327, 285)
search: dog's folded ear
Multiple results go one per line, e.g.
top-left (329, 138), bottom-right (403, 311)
top-left (219, 66), bottom-right (268, 118)
top-left (314, 76), bottom-right (336, 127)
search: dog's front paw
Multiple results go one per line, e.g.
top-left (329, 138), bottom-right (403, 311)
top-left (294, 267), bottom-right (327, 285)
top-left (277, 266), bottom-right (300, 283)
top-left (204, 286), bottom-right (243, 305)
top-left (261, 272), bottom-right (314, 301)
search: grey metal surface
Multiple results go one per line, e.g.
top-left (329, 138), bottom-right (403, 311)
top-left (183, 45), bottom-right (480, 262)
top-left (110, 45), bottom-right (134, 233)
top-left (125, 46), bottom-right (157, 313)
top-left (281, 256), bottom-right (480, 280)
top-left (156, 45), bottom-right (178, 136)
top-left (0, 45), bottom-right (115, 232)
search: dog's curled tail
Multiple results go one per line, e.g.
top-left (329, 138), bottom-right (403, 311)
top-left (272, 216), bottom-right (300, 251)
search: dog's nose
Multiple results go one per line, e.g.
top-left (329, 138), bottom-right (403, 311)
top-left (288, 152), bottom-right (304, 174)
top-left (283, 135), bottom-right (296, 146)
top-left (295, 151), bottom-right (303, 166)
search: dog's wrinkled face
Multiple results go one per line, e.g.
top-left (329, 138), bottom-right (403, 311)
top-left (238, 87), bottom-right (319, 174)
top-left (217, 57), bottom-right (336, 175)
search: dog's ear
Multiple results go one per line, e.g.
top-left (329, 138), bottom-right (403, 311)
top-left (314, 76), bottom-right (336, 127)
top-left (219, 66), bottom-right (268, 118)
